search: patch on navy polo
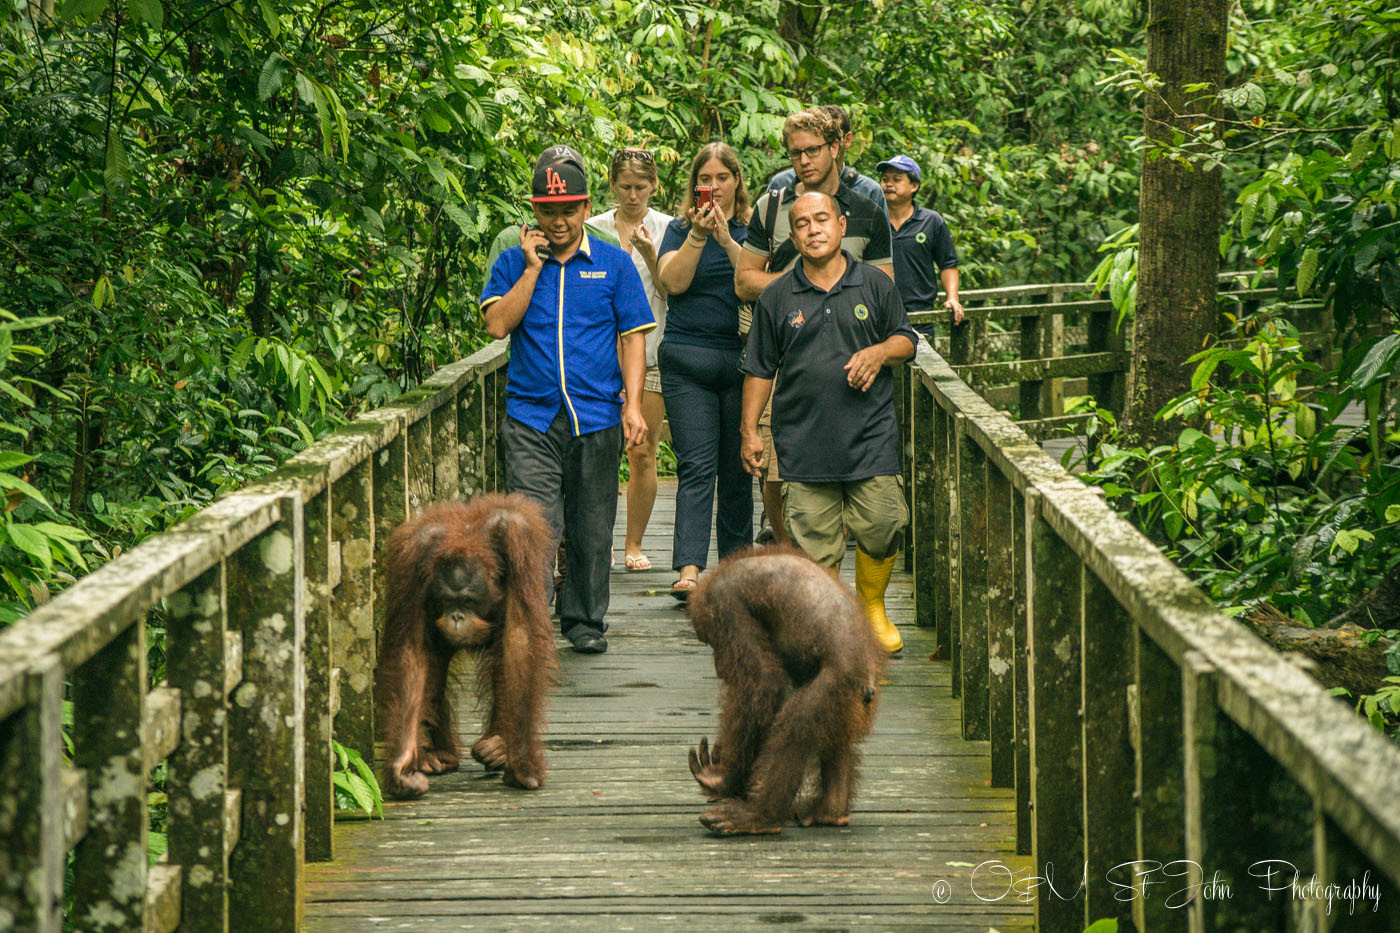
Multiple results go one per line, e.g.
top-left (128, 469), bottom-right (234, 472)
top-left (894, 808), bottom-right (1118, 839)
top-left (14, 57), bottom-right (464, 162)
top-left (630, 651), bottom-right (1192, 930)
top-left (915, 232), bottom-right (927, 244)
top-left (853, 303), bottom-right (869, 320)
top-left (787, 309), bottom-right (806, 328)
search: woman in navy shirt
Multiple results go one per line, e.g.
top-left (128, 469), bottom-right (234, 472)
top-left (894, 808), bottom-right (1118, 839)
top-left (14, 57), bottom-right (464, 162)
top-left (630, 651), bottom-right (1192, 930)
top-left (656, 142), bottom-right (754, 599)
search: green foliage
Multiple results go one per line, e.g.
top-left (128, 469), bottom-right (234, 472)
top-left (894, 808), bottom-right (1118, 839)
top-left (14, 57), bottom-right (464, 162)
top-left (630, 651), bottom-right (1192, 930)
top-left (0, 312), bottom-right (91, 623)
top-left (332, 740), bottom-right (384, 819)
top-left (0, 0), bottom-right (1150, 595)
top-left (1087, 223), bottom-right (1139, 325)
top-left (1083, 921), bottom-right (1119, 933)
top-left (1075, 315), bottom-right (1399, 627)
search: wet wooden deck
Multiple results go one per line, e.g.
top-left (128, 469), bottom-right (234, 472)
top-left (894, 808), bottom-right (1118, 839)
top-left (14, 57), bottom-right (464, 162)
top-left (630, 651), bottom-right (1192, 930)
top-left (305, 479), bottom-right (1032, 931)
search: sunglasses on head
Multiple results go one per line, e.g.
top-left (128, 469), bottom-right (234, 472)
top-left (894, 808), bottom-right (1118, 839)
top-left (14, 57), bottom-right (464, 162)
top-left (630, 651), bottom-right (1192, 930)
top-left (612, 148), bottom-right (655, 165)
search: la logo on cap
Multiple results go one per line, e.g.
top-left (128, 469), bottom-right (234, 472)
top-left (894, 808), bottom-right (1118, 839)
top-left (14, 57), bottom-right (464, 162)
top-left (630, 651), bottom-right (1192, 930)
top-left (545, 166), bottom-right (568, 196)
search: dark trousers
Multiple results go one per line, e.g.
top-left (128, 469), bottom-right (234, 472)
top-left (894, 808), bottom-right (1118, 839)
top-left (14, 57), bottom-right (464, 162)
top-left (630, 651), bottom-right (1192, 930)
top-left (658, 341), bottom-right (753, 571)
top-left (503, 410), bottom-right (620, 636)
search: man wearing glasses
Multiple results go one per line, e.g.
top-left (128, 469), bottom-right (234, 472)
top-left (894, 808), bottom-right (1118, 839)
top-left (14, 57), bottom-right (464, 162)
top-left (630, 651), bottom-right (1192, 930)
top-left (766, 105), bottom-right (886, 215)
top-left (736, 109), bottom-right (892, 550)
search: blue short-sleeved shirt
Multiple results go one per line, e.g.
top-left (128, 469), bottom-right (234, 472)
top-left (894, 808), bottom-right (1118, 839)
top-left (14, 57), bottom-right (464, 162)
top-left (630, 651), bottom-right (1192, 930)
top-left (891, 206), bottom-right (959, 311)
top-left (657, 218), bottom-right (749, 351)
top-left (480, 235), bottom-right (655, 436)
top-left (743, 252), bottom-right (916, 482)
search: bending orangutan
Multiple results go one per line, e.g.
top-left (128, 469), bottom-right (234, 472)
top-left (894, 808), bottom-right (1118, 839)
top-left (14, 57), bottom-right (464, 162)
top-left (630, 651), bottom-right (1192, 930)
top-left (686, 549), bottom-right (886, 835)
top-left (376, 494), bottom-right (557, 798)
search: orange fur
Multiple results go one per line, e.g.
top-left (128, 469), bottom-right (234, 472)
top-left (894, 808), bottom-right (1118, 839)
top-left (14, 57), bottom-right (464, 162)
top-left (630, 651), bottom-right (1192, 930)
top-left (376, 495), bottom-right (558, 797)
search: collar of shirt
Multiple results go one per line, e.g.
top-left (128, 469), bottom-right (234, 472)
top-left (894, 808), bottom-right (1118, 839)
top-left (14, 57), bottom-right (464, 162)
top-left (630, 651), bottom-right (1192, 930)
top-left (542, 233), bottom-right (594, 265)
top-left (790, 250), bottom-right (865, 295)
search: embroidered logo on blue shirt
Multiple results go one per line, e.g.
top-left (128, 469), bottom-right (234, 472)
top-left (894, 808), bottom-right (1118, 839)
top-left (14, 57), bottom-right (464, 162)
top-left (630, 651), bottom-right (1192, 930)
top-left (853, 304), bottom-right (869, 320)
top-left (915, 232), bottom-right (928, 244)
top-left (787, 309), bottom-right (806, 328)
top-left (579, 270), bottom-right (608, 280)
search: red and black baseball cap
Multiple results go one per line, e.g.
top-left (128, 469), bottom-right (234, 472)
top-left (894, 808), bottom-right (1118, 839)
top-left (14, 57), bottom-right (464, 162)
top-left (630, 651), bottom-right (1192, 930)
top-left (531, 144), bottom-right (589, 203)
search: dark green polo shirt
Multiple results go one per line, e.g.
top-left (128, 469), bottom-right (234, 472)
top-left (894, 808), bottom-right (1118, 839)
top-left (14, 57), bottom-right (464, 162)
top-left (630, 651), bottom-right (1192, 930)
top-left (743, 252), bottom-right (916, 483)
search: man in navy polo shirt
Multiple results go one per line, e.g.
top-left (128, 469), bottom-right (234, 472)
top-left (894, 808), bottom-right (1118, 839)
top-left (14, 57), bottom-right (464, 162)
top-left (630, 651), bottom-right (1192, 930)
top-left (740, 192), bottom-right (916, 654)
top-left (481, 147), bottom-right (655, 654)
top-left (877, 155), bottom-right (964, 335)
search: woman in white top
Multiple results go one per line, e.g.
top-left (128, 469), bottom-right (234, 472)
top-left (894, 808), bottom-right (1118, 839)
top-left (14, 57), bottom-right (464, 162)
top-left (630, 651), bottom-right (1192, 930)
top-left (590, 148), bottom-right (673, 572)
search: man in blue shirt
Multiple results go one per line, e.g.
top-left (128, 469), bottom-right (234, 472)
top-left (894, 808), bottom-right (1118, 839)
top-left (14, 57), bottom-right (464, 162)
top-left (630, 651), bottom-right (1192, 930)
top-left (768, 105), bottom-right (886, 215)
top-left (481, 147), bottom-right (655, 654)
top-left (877, 155), bottom-right (964, 333)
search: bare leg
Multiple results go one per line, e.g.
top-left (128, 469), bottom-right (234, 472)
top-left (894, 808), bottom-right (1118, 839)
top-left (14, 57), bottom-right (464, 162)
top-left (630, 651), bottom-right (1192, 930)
top-left (761, 480), bottom-right (790, 547)
top-left (625, 390), bottom-right (665, 560)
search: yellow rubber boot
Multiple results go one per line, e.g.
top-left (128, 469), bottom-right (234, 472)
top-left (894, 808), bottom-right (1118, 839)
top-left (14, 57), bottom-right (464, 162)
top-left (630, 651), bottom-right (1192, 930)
top-left (855, 549), bottom-right (901, 653)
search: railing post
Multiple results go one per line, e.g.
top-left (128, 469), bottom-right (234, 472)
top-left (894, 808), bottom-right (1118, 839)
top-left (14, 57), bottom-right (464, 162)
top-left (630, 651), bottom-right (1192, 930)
top-left (932, 403), bottom-right (953, 660)
top-left (1087, 299), bottom-right (1127, 417)
top-left (332, 457), bottom-right (376, 766)
top-left (458, 373), bottom-right (486, 500)
top-left (948, 414), bottom-right (966, 696)
top-left (1025, 486), bottom-right (1085, 933)
top-left (1312, 809), bottom-right (1399, 933)
top-left (912, 380), bottom-right (936, 629)
top-left (958, 420), bottom-right (989, 740)
top-left (1020, 296), bottom-right (1048, 421)
top-left (71, 619), bottom-right (148, 930)
top-left (492, 367), bottom-right (508, 491)
top-left (227, 493), bottom-right (306, 930)
top-left (0, 656), bottom-right (64, 932)
top-left (407, 411), bottom-right (434, 515)
top-left (896, 362), bottom-right (913, 572)
top-left (432, 396), bottom-right (460, 501)
top-left (1012, 485), bottom-right (1031, 855)
top-left (373, 419), bottom-right (410, 661)
top-left (1134, 628), bottom-right (1184, 933)
top-left (167, 563), bottom-right (233, 931)
top-left (1081, 569), bottom-right (1135, 929)
top-left (303, 486), bottom-right (334, 862)
top-left (1183, 651), bottom-right (1313, 932)
top-left (987, 465), bottom-right (1014, 786)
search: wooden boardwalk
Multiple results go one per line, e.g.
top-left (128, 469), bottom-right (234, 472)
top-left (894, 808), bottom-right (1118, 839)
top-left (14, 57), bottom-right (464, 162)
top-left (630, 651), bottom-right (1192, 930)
top-left (305, 479), bottom-right (1032, 931)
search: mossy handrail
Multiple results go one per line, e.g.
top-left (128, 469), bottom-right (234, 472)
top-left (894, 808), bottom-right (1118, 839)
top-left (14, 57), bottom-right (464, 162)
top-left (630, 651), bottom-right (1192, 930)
top-left (0, 340), bottom-right (510, 932)
top-left (906, 339), bottom-right (1400, 931)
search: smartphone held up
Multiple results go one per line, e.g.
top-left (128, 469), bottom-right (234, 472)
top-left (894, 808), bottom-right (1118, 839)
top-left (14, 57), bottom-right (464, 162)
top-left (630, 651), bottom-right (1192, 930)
top-left (694, 185), bottom-right (713, 212)
top-left (522, 224), bottom-right (552, 261)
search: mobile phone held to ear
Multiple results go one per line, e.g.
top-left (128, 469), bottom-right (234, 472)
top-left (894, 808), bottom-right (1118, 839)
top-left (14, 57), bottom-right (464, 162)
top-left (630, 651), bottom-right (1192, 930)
top-left (694, 186), bottom-right (713, 211)
top-left (522, 224), bottom-right (551, 261)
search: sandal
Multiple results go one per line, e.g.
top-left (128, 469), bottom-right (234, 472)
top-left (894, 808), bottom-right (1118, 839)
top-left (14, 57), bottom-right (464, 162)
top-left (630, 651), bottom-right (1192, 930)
top-left (624, 554), bottom-right (652, 571)
top-left (671, 577), bottom-right (697, 602)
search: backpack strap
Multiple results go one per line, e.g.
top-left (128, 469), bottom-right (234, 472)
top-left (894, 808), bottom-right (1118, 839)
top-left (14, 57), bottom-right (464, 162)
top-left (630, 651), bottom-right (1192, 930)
top-left (765, 187), bottom-right (785, 270)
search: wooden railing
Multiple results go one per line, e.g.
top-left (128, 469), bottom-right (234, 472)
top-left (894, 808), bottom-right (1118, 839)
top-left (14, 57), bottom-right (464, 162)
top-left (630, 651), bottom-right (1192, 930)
top-left (908, 271), bottom-right (1325, 440)
top-left (905, 340), bottom-right (1400, 932)
top-left (0, 341), bottom-right (510, 931)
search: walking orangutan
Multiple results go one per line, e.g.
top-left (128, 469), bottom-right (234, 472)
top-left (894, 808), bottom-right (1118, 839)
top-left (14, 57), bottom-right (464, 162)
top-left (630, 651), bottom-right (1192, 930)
top-left (686, 548), bottom-right (886, 834)
top-left (376, 495), bottom-right (557, 797)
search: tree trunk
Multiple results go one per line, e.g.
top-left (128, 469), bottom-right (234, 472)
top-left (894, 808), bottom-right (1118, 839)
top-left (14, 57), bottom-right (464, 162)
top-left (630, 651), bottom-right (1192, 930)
top-left (1243, 606), bottom-right (1393, 699)
top-left (1123, 0), bottom-right (1228, 446)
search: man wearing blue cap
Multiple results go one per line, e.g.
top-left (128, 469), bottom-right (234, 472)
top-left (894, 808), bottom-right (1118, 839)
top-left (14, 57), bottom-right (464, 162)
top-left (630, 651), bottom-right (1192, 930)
top-left (877, 155), bottom-right (964, 332)
top-left (480, 146), bottom-right (655, 654)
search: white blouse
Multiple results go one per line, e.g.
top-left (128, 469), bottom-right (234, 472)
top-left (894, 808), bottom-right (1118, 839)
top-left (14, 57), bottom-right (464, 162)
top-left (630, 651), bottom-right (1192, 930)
top-left (590, 207), bottom-right (673, 368)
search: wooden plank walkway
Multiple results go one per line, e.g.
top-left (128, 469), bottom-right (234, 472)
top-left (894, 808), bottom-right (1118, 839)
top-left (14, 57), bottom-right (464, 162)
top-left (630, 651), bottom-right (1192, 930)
top-left (305, 479), bottom-right (1032, 931)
